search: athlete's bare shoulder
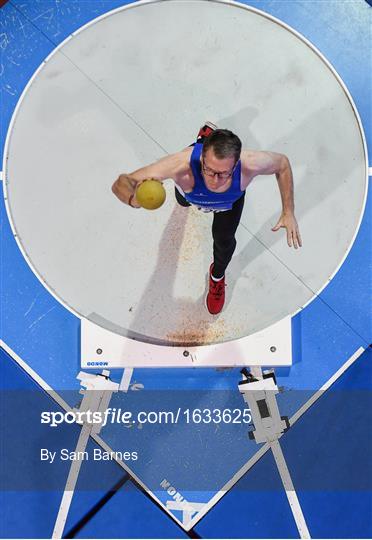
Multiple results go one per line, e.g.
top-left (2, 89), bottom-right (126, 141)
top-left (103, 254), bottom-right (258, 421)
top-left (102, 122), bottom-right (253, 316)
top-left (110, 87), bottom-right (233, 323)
top-left (128, 149), bottom-right (191, 182)
top-left (178, 146), bottom-right (194, 160)
top-left (240, 148), bottom-right (288, 188)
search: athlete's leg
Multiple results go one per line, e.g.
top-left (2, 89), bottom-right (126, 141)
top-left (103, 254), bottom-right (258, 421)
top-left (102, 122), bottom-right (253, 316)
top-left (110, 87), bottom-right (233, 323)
top-left (211, 193), bottom-right (246, 278)
top-left (174, 186), bottom-right (191, 207)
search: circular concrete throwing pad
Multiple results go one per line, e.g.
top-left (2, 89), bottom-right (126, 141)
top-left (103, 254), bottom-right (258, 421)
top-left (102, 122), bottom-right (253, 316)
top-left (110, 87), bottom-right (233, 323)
top-left (4, 0), bottom-right (367, 346)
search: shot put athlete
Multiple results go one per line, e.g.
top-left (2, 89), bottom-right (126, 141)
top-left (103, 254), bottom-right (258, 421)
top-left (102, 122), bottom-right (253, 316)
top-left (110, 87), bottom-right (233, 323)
top-left (112, 123), bottom-right (302, 315)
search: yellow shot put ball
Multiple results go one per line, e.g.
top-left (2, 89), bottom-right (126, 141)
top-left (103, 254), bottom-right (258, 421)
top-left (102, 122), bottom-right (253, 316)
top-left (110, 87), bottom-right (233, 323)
top-left (136, 179), bottom-right (166, 210)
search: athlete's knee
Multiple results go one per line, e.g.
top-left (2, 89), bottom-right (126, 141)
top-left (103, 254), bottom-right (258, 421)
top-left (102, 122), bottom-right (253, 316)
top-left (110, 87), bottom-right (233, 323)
top-left (213, 234), bottom-right (236, 250)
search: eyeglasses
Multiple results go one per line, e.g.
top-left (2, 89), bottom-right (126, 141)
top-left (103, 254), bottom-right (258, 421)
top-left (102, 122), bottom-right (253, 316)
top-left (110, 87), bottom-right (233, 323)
top-left (201, 158), bottom-right (236, 180)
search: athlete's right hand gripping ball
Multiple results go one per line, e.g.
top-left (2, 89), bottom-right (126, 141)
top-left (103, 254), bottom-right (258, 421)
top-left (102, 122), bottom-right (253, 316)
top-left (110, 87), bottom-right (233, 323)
top-left (136, 179), bottom-right (166, 210)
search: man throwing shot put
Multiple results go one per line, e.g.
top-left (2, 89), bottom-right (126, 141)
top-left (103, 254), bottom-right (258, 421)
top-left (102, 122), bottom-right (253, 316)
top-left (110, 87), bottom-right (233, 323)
top-left (112, 123), bottom-right (302, 315)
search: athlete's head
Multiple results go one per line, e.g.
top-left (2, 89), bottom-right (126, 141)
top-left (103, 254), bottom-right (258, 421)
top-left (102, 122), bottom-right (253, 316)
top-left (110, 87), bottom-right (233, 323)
top-left (202, 129), bottom-right (242, 162)
top-left (201, 129), bottom-right (241, 181)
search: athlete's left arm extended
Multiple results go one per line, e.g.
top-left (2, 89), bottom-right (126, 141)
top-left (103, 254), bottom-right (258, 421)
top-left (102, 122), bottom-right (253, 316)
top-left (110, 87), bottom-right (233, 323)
top-left (241, 150), bottom-right (302, 249)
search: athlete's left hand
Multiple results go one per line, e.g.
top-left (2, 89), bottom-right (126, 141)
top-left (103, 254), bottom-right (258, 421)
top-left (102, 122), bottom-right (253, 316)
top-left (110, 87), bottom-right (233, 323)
top-left (272, 212), bottom-right (302, 249)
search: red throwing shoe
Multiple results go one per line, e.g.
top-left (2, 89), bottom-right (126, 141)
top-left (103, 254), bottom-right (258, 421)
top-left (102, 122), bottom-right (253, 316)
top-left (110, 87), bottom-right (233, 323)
top-left (197, 121), bottom-right (218, 140)
top-left (206, 264), bottom-right (226, 315)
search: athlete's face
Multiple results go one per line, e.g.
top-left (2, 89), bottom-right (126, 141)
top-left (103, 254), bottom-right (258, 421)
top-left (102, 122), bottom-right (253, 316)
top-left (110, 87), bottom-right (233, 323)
top-left (201, 149), bottom-right (237, 188)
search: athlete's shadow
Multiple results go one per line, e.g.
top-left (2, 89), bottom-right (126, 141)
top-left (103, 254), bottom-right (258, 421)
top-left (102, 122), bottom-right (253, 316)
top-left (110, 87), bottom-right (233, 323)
top-left (124, 199), bottom-right (218, 347)
top-left (217, 96), bottom-right (364, 309)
